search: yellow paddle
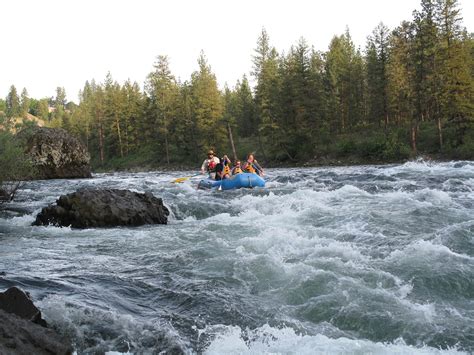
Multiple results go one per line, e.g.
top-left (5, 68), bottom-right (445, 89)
top-left (171, 173), bottom-right (201, 184)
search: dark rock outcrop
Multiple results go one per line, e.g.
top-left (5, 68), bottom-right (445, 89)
top-left (33, 188), bottom-right (170, 228)
top-left (18, 126), bottom-right (91, 179)
top-left (0, 188), bottom-right (9, 202)
top-left (0, 286), bottom-right (46, 326)
top-left (0, 287), bottom-right (73, 355)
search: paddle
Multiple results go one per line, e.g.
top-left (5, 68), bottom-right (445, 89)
top-left (171, 173), bottom-right (201, 184)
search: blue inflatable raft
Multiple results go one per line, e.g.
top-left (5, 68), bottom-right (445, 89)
top-left (198, 173), bottom-right (265, 190)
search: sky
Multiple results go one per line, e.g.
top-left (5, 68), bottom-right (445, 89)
top-left (1, 0), bottom-right (473, 103)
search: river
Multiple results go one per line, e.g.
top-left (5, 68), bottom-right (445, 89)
top-left (0, 160), bottom-right (473, 354)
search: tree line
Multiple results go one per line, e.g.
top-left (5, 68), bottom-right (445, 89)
top-left (1, 0), bottom-right (473, 168)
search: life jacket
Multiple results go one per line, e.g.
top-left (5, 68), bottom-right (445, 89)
top-left (223, 164), bottom-right (230, 175)
top-left (232, 166), bottom-right (242, 175)
top-left (208, 161), bottom-right (217, 172)
top-left (245, 163), bottom-right (256, 174)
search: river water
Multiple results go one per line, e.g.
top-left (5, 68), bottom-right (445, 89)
top-left (0, 161), bottom-right (473, 354)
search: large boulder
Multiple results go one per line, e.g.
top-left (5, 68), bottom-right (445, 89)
top-left (18, 126), bottom-right (91, 179)
top-left (33, 189), bottom-right (170, 228)
top-left (0, 287), bottom-right (73, 355)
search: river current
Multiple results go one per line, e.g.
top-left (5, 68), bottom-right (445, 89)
top-left (0, 161), bottom-right (473, 354)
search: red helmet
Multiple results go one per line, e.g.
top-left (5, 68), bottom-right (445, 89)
top-left (208, 161), bottom-right (216, 170)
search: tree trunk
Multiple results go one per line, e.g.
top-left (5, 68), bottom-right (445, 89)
top-left (98, 121), bottom-right (105, 165)
top-left (257, 131), bottom-right (268, 163)
top-left (437, 115), bottom-right (443, 150)
top-left (97, 109), bottom-right (105, 165)
top-left (124, 117), bottom-right (129, 156)
top-left (115, 115), bottom-right (124, 158)
top-left (164, 131), bottom-right (170, 165)
top-left (227, 122), bottom-right (237, 162)
top-left (411, 124), bottom-right (417, 155)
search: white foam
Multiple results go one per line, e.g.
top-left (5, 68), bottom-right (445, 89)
top-left (203, 324), bottom-right (467, 355)
top-left (39, 295), bottom-right (190, 354)
top-left (4, 213), bottom-right (36, 227)
top-left (387, 240), bottom-right (473, 263)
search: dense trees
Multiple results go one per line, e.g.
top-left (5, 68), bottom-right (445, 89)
top-left (3, 0), bottom-right (473, 168)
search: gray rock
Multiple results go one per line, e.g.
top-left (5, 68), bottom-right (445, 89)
top-left (0, 309), bottom-right (73, 355)
top-left (0, 287), bottom-right (73, 355)
top-left (33, 188), bottom-right (169, 228)
top-left (18, 126), bottom-right (91, 179)
top-left (0, 286), bottom-right (46, 326)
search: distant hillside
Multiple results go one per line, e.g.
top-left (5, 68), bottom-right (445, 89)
top-left (14, 113), bottom-right (46, 128)
top-left (0, 112), bottom-right (46, 132)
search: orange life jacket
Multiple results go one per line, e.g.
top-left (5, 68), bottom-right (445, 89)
top-left (245, 163), bottom-right (256, 174)
top-left (232, 166), bottom-right (242, 175)
top-left (223, 165), bottom-right (230, 175)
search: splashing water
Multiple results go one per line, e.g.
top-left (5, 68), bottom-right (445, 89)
top-left (1, 161), bottom-right (473, 354)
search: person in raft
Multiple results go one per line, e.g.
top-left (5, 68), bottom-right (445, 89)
top-left (215, 155), bottom-right (232, 181)
top-left (231, 160), bottom-right (243, 175)
top-left (201, 150), bottom-right (220, 180)
top-left (242, 154), bottom-right (265, 176)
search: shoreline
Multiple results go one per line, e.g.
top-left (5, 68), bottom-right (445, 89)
top-left (90, 153), bottom-right (464, 174)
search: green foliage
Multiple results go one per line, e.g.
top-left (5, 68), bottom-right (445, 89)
top-left (336, 138), bottom-right (357, 155)
top-left (2, 0), bottom-right (473, 170)
top-left (5, 85), bottom-right (21, 118)
top-left (0, 127), bottom-right (33, 202)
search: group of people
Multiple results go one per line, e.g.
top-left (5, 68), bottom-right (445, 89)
top-left (200, 150), bottom-right (264, 181)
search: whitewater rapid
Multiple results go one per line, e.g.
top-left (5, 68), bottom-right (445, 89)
top-left (0, 160), bottom-right (473, 354)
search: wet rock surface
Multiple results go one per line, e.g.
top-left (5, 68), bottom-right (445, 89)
top-left (0, 287), bottom-right (73, 355)
top-left (33, 188), bottom-right (170, 228)
top-left (0, 286), bottom-right (46, 326)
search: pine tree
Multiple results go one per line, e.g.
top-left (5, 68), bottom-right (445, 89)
top-left (435, 0), bottom-right (473, 147)
top-left (122, 80), bottom-right (144, 155)
top-left (234, 75), bottom-right (256, 138)
top-left (146, 55), bottom-right (180, 164)
top-left (387, 21), bottom-right (414, 127)
top-left (222, 85), bottom-right (239, 160)
top-left (50, 86), bottom-right (67, 128)
top-left (90, 80), bottom-right (106, 165)
top-left (252, 29), bottom-right (280, 160)
top-left (279, 37), bottom-right (314, 159)
top-left (189, 51), bottom-right (225, 156)
top-left (411, 0), bottom-right (438, 152)
top-left (6, 85), bottom-right (21, 119)
top-left (324, 30), bottom-right (357, 133)
top-left (20, 88), bottom-right (30, 118)
top-left (366, 23), bottom-right (390, 131)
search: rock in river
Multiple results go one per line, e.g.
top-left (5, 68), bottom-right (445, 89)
top-left (33, 188), bottom-right (170, 228)
top-left (18, 126), bottom-right (91, 179)
top-left (0, 287), bottom-right (73, 355)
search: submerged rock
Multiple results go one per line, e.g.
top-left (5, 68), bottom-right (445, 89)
top-left (33, 188), bottom-right (169, 228)
top-left (18, 126), bottom-right (91, 179)
top-left (0, 287), bottom-right (73, 355)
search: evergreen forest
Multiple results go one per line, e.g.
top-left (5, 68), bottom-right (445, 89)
top-left (1, 0), bottom-right (473, 169)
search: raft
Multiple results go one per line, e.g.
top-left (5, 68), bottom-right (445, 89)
top-left (198, 173), bottom-right (265, 190)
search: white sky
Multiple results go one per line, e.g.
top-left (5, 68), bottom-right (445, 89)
top-left (1, 0), bottom-right (473, 102)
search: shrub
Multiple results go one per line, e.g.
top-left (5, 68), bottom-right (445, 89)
top-left (0, 130), bottom-right (33, 203)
